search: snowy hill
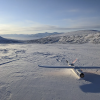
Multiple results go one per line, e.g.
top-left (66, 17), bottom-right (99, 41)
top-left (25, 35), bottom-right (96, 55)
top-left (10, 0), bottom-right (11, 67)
top-left (0, 30), bottom-right (100, 44)
top-left (0, 36), bottom-right (22, 43)
top-left (27, 30), bottom-right (100, 44)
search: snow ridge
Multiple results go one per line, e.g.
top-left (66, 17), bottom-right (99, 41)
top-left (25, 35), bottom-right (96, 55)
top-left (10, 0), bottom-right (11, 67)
top-left (0, 36), bottom-right (23, 43)
top-left (58, 33), bottom-right (100, 44)
top-left (0, 30), bottom-right (100, 44)
top-left (27, 30), bottom-right (100, 44)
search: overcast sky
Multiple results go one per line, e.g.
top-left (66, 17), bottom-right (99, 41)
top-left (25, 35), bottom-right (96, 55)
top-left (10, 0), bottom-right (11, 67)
top-left (0, 0), bottom-right (100, 34)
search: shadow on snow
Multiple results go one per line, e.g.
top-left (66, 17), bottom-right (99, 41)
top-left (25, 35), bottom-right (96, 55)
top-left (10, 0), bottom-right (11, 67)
top-left (0, 59), bottom-right (19, 66)
top-left (39, 65), bottom-right (100, 93)
top-left (80, 72), bottom-right (100, 93)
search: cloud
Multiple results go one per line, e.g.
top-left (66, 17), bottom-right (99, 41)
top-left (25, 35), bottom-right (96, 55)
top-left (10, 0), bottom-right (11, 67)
top-left (63, 17), bottom-right (100, 29)
top-left (0, 17), bottom-right (100, 35)
top-left (0, 24), bottom-right (76, 34)
top-left (17, 25), bottom-right (80, 32)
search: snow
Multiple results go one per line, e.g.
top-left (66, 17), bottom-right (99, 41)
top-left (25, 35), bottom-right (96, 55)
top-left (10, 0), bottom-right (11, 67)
top-left (0, 43), bottom-right (100, 100)
top-left (0, 36), bottom-right (22, 43)
top-left (27, 30), bottom-right (100, 44)
top-left (0, 30), bottom-right (100, 44)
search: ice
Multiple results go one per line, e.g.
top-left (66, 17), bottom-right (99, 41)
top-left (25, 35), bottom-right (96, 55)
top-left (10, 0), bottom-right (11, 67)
top-left (0, 43), bottom-right (100, 100)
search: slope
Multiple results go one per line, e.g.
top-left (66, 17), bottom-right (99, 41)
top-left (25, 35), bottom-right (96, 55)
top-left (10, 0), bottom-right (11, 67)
top-left (27, 30), bottom-right (100, 44)
top-left (0, 36), bottom-right (23, 43)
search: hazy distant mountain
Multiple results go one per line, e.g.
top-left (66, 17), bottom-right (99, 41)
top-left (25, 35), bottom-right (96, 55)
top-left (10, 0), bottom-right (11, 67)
top-left (26, 30), bottom-right (100, 44)
top-left (1, 32), bottom-right (62, 40)
top-left (29, 32), bottom-right (62, 38)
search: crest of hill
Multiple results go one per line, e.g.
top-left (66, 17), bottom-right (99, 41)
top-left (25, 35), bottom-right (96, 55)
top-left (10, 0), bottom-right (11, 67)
top-left (49, 30), bottom-right (99, 37)
top-left (27, 30), bottom-right (100, 44)
top-left (0, 36), bottom-right (22, 43)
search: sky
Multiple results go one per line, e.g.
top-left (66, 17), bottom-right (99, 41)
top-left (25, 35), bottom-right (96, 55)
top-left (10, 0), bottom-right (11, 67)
top-left (0, 0), bottom-right (100, 34)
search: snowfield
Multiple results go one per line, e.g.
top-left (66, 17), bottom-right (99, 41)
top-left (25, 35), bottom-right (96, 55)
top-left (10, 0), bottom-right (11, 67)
top-left (0, 43), bottom-right (100, 100)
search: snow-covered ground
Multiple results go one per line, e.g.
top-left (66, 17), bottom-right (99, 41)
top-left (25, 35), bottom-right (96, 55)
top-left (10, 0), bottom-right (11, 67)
top-left (0, 43), bottom-right (100, 100)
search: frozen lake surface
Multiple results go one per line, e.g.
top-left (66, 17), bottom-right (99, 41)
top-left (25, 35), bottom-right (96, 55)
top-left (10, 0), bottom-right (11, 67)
top-left (0, 43), bottom-right (100, 100)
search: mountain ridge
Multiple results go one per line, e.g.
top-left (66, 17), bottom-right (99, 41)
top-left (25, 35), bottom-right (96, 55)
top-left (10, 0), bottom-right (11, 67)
top-left (26, 30), bottom-right (100, 44)
top-left (0, 30), bottom-right (100, 44)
